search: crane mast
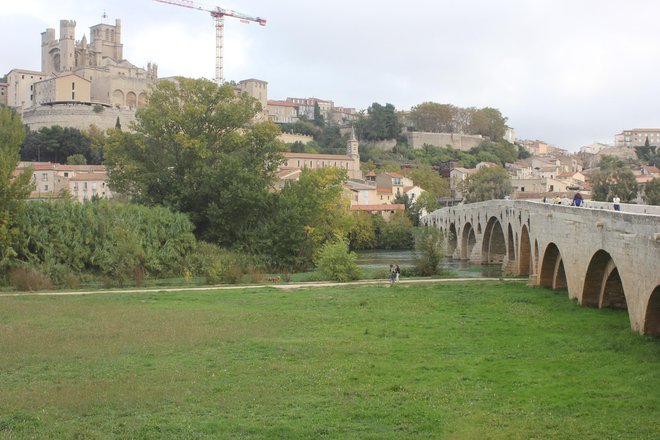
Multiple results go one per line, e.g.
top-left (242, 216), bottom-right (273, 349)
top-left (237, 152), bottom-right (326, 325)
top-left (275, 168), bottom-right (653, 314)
top-left (154, 0), bottom-right (266, 83)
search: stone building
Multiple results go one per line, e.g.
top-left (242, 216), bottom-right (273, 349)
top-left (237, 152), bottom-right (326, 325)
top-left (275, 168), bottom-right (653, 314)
top-left (615, 128), bottom-right (660, 147)
top-left (6, 18), bottom-right (157, 131)
top-left (40, 18), bottom-right (157, 109)
top-left (278, 127), bottom-right (363, 180)
top-left (0, 82), bottom-right (7, 106)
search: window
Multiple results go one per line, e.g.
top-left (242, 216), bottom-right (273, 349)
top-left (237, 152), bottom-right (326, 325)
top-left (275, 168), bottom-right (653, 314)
top-left (44, 185), bottom-right (48, 191)
top-left (42, 173), bottom-right (47, 181)
top-left (72, 92), bottom-right (75, 100)
top-left (521, 187), bottom-right (525, 192)
top-left (72, 82), bottom-right (75, 90)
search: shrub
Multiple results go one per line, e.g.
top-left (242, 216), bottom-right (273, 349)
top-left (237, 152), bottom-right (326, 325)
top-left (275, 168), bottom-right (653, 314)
top-left (313, 238), bottom-right (362, 282)
top-left (413, 226), bottom-right (447, 276)
top-left (8, 267), bottom-right (53, 291)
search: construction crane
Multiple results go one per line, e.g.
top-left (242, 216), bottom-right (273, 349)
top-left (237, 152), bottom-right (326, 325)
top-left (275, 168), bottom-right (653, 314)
top-left (154, 0), bottom-right (266, 84)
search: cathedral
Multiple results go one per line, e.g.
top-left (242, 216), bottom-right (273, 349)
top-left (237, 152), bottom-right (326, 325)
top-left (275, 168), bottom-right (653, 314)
top-left (6, 18), bottom-right (157, 131)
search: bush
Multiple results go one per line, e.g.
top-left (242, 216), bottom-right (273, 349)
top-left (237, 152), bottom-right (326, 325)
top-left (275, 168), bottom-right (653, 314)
top-left (8, 267), bottom-right (53, 291)
top-left (313, 238), bottom-right (362, 282)
top-left (413, 226), bottom-right (447, 276)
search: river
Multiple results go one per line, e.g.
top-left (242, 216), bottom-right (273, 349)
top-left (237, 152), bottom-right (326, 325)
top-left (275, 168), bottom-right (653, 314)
top-left (355, 249), bottom-right (502, 278)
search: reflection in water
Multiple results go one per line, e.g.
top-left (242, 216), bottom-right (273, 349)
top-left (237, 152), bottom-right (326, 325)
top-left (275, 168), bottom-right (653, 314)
top-left (356, 249), bottom-right (502, 278)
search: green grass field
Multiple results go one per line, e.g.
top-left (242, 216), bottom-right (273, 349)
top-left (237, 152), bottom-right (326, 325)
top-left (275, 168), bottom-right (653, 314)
top-left (1, 281), bottom-right (658, 439)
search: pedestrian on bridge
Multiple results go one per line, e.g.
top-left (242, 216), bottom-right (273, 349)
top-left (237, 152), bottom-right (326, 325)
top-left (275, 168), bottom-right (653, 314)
top-left (613, 195), bottom-right (621, 211)
top-left (573, 192), bottom-right (583, 207)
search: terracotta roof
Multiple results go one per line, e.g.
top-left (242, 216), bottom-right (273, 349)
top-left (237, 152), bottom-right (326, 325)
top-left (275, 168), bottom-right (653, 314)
top-left (268, 100), bottom-right (298, 107)
top-left (68, 172), bottom-right (107, 181)
top-left (350, 204), bottom-right (405, 212)
top-left (636, 175), bottom-right (655, 184)
top-left (283, 152), bottom-right (352, 160)
top-left (377, 188), bottom-right (393, 194)
top-left (55, 164), bottom-right (105, 172)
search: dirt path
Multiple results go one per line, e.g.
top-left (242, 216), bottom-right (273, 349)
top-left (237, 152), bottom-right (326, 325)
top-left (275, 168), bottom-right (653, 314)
top-left (0, 277), bottom-right (522, 298)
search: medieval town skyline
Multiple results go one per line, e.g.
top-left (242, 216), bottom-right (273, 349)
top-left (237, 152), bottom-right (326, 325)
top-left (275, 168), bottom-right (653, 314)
top-left (2, 0), bottom-right (660, 152)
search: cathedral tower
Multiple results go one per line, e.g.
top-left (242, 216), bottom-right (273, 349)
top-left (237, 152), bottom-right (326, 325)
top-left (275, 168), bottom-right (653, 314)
top-left (59, 20), bottom-right (76, 71)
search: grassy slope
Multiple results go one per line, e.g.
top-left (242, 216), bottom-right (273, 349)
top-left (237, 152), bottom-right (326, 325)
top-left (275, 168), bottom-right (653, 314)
top-left (0, 281), bottom-right (658, 439)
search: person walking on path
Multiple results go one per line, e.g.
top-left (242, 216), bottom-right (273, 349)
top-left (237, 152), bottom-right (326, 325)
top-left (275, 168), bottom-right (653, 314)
top-left (389, 264), bottom-right (396, 285)
top-left (395, 265), bottom-right (401, 282)
top-left (613, 195), bottom-right (621, 211)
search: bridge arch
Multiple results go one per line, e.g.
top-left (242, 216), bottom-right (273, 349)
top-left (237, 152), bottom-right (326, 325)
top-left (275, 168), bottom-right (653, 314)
top-left (540, 243), bottom-right (568, 290)
top-left (582, 250), bottom-right (627, 310)
top-left (644, 286), bottom-right (660, 336)
top-left (519, 225), bottom-right (531, 275)
top-left (482, 217), bottom-right (506, 264)
top-left (461, 223), bottom-right (477, 260)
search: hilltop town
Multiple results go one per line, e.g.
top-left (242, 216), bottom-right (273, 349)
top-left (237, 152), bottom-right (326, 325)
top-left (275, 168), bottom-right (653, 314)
top-left (2, 16), bottom-right (659, 210)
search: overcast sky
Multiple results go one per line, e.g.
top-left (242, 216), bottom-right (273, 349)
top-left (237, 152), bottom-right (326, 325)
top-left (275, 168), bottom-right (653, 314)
top-left (2, 0), bottom-right (659, 151)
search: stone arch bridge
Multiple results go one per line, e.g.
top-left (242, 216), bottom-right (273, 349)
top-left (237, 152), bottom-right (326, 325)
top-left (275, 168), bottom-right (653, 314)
top-left (421, 200), bottom-right (660, 336)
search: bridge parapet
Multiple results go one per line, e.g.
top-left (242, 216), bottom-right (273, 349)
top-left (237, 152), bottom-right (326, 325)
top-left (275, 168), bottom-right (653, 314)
top-left (422, 200), bottom-right (660, 336)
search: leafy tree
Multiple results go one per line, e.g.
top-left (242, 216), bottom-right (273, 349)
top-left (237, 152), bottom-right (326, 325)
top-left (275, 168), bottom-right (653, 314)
top-left (313, 238), bottom-right (361, 282)
top-left (0, 107), bottom-right (33, 272)
top-left (21, 126), bottom-right (102, 164)
top-left (517, 144), bottom-right (531, 159)
top-left (413, 226), bottom-right (446, 276)
top-left (463, 166), bottom-right (512, 203)
top-left (313, 102), bottom-right (324, 126)
top-left (290, 141), bottom-right (305, 153)
top-left (315, 124), bottom-right (345, 148)
top-left (414, 191), bottom-right (440, 215)
top-left (377, 212), bottom-right (414, 249)
top-left (104, 77), bottom-right (283, 247)
top-left (356, 102), bottom-right (400, 141)
top-left (468, 107), bottom-right (507, 141)
top-left (470, 140), bottom-right (518, 166)
top-left (259, 167), bottom-right (351, 270)
top-left (409, 102), bottom-right (456, 133)
top-left (644, 178), bottom-right (660, 205)
top-left (66, 154), bottom-right (87, 165)
top-left (635, 144), bottom-right (659, 167)
top-left (590, 156), bottom-right (638, 202)
top-left (347, 212), bottom-right (377, 250)
top-left (405, 165), bottom-right (450, 199)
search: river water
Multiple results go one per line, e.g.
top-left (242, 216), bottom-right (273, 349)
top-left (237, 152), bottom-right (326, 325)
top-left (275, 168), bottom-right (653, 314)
top-left (355, 249), bottom-right (502, 278)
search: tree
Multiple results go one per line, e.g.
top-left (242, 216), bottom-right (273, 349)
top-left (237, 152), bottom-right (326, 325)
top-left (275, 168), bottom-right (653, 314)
top-left (356, 102), bottom-right (400, 141)
top-left (590, 155), bottom-right (638, 203)
top-left (413, 226), bottom-right (446, 276)
top-left (468, 107), bottom-right (507, 141)
top-left (104, 77), bottom-right (283, 247)
top-left (66, 154), bottom-right (87, 165)
top-left (406, 165), bottom-right (450, 199)
top-left (261, 167), bottom-right (351, 270)
top-left (463, 166), bottom-right (512, 203)
top-left (409, 102), bottom-right (456, 133)
top-left (21, 126), bottom-right (101, 164)
top-left (470, 140), bottom-right (518, 166)
top-left (644, 178), bottom-right (660, 205)
top-left (313, 102), bottom-right (324, 127)
top-left (0, 108), bottom-right (34, 271)
top-left (313, 238), bottom-right (361, 282)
